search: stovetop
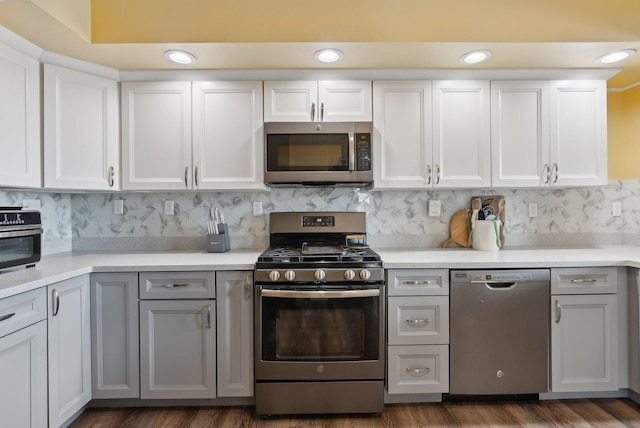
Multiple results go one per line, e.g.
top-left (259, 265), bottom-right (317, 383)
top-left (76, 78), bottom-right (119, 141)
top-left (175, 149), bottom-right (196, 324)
top-left (257, 244), bottom-right (382, 265)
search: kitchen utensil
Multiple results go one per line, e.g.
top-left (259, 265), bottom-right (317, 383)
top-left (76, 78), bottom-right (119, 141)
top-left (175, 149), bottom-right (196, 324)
top-left (442, 209), bottom-right (471, 248)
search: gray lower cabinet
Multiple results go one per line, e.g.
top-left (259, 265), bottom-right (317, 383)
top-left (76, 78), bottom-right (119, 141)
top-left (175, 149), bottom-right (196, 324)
top-left (48, 275), bottom-right (92, 427)
top-left (90, 272), bottom-right (140, 399)
top-left (216, 271), bottom-right (254, 397)
top-left (139, 271), bottom-right (216, 399)
top-left (0, 289), bottom-right (48, 428)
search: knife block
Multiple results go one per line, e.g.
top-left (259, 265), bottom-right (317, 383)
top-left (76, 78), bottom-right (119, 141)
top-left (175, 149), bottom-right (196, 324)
top-left (206, 224), bottom-right (230, 253)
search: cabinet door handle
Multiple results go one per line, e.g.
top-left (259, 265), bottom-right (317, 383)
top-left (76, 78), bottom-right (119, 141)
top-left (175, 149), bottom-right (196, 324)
top-left (570, 278), bottom-right (597, 283)
top-left (403, 280), bottom-right (432, 285)
top-left (435, 164), bottom-right (441, 184)
top-left (0, 312), bottom-right (16, 322)
top-left (244, 275), bottom-right (252, 300)
top-left (406, 318), bottom-right (431, 326)
top-left (184, 166), bottom-right (189, 187)
top-left (555, 299), bottom-right (562, 323)
top-left (52, 289), bottom-right (60, 317)
top-left (552, 163), bottom-right (559, 183)
top-left (320, 100), bottom-right (325, 122)
top-left (109, 166), bottom-right (115, 187)
top-left (406, 367), bottom-right (430, 375)
top-left (311, 101), bottom-right (316, 121)
top-left (544, 164), bottom-right (550, 184)
top-left (205, 304), bottom-right (212, 329)
top-left (426, 165), bottom-right (432, 185)
top-left (194, 166), bottom-right (199, 188)
top-left (162, 283), bottom-right (189, 288)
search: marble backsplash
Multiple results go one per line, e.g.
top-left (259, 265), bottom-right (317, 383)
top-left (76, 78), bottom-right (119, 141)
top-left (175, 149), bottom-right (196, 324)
top-left (3, 180), bottom-right (640, 253)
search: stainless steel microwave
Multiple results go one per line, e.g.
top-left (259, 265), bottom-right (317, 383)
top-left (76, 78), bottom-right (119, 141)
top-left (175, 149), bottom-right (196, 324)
top-left (0, 209), bottom-right (42, 272)
top-left (264, 122), bottom-right (373, 187)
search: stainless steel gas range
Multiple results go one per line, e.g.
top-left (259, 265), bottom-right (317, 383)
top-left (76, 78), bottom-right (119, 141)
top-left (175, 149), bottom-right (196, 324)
top-left (254, 211), bottom-right (385, 415)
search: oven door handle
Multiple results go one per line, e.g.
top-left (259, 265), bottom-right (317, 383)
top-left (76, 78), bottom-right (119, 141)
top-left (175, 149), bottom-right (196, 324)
top-left (0, 228), bottom-right (43, 239)
top-left (260, 288), bottom-right (380, 299)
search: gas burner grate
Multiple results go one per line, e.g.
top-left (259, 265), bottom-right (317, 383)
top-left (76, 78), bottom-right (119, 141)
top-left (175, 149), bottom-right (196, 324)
top-left (257, 247), bottom-right (301, 263)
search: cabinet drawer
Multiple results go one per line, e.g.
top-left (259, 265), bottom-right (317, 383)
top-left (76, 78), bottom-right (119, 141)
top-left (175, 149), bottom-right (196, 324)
top-left (551, 267), bottom-right (618, 294)
top-left (387, 344), bottom-right (449, 394)
top-left (387, 269), bottom-right (449, 296)
top-left (388, 296), bottom-right (449, 345)
top-left (139, 271), bottom-right (215, 299)
top-left (0, 288), bottom-right (47, 339)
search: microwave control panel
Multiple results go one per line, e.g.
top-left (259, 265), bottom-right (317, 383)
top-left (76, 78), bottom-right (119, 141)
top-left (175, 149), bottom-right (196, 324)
top-left (355, 133), bottom-right (372, 171)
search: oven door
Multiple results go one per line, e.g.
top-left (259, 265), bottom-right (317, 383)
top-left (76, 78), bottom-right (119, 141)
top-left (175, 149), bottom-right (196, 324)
top-left (255, 285), bottom-right (385, 381)
top-left (0, 228), bottom-right (42, 271)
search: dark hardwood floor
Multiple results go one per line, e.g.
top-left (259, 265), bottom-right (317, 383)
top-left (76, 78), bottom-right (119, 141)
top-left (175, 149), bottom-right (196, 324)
top-left (70, 398), bottom-right (640, 427)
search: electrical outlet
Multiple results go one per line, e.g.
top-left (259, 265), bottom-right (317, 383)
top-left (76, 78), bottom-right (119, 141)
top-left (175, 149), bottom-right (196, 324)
top-left (528, 203), bottom-right (538, 218)
top-left (428, 200), bottom-right (441, 217)
top-left (113, 199), bottom-right (124, 215)
top-left (612, 201), bottom-right (622, 217)
top-left (253, 201), bottom-right (263, 216)
top-left (164, 200), bottom-right (175, 216)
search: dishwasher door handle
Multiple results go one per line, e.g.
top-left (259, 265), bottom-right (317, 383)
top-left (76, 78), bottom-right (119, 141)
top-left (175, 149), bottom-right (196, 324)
top-left (470, 280), bottom-right (517, 289)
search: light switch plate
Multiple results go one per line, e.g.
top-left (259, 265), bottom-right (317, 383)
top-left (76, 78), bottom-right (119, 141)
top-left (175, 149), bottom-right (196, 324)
top-left (253, 201), bottom-right (263, 216)
top-left (113, 199), bottom-right (124, 215)
top-left (528, 203), bottom-right (538, 218)
top-left (612, 201), bottom-right (622, 217)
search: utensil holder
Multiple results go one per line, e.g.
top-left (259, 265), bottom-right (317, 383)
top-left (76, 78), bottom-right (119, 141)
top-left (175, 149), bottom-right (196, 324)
top-left (207, 224), bottom-right (230, 253)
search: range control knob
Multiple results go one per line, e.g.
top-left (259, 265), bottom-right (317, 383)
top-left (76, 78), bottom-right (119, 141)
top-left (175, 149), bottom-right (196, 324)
top-left (359, 269), bottom-right (371, 280)
top-left (268, 271), bottom-right (281, 282)
top-left (284, 270), bottom-right (296, 281)
top-left (314, 270), bottom-right (326, 281)
top-left (344, 270), bottom-right (356, 280)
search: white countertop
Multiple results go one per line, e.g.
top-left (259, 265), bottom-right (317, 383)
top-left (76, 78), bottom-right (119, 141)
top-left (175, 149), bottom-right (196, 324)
top-left (2, 245), bottom-right (640, 300)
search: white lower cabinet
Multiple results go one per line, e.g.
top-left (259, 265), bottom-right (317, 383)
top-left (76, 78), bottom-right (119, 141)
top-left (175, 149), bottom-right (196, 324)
top-left (386, 269), bottom-right (450, 394)
top-left (550, 268), bottom-right (619, 392)
top-left (48, 275), bottom-right (92, 427)
top-left (0, 289), bottom-right (48, 428)
top-left (139, 271), bottom-right (216, 399)
top-left (216, 271), bottom-right (254, 397)
top-left (90, 273), bottom-right (139, 399)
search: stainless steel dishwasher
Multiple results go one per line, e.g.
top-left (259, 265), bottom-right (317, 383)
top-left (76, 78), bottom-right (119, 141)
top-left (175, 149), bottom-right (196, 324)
top-left (449, 269), bottom-right (550, 396)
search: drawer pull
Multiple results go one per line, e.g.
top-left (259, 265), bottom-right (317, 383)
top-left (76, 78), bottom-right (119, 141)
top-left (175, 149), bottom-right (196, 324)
top-left (406, 367), bottom-right (430, 375)
top-left (0, 312), bottom-right (16, 322)
top-left (406, 318), bottom-right (430, 326)
top-left (403, 280), bottom-right (432, 285)
top-left (162, 283), bottom-right (190, 288)
top-left (570, 278), bottom-right (597, 283)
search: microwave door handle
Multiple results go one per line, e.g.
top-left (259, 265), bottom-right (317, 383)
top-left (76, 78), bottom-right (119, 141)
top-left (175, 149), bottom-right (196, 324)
top-left (349, 132), bottom-right (355, 171)
top-left (0, 228), bottom-right (43, 239)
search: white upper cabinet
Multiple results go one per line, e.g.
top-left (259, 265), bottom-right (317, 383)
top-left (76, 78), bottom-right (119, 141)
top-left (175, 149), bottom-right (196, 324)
top-left (44, 64), bottom-right (120, 190)
top-left (550, 80), bottom-right (607, 187)
top-left (492, 80), bottom-right (607, 187)
top-left (121, 81), bottom-right (192, 191)
top-left (122, 81), bottom-right (265, 191)
top-left (0, 42), bottom-right (41, 188)
top-left (264, 80), bottom-right (372, 122)
top-left (373, 80), bottom-right (490, 189)
top-left (491, 81), bottom-right (550, 187)
top-left (192, 81), bottom-right (264, 190)
top-left (373, 81), bottom-right (432, 189)
top-left (432, 80), bottom-right (491, 188)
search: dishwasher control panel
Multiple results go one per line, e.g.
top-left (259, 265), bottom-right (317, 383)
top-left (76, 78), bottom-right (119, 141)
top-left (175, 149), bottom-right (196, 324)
top-left (451, 269), bottom-right (550, 283)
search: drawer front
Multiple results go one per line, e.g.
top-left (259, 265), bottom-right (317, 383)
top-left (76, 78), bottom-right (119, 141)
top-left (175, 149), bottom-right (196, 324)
top-left (139, 271), bottom-right (216, 299)
top-left (551, 267), bottom-right (618, 295)
top-left (388, 296), bottom-right (449, 345)
top-left (387, 344), bottom-right (449, 394)
top-left (387, 269), bottom-right (449, 296)
top-left (0, 288), bottom-right (47, 339)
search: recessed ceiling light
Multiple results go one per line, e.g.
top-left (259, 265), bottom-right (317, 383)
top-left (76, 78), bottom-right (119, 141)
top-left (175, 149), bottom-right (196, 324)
top-left (164, 50), bottom-right (197, 65)
top-left (314, 49), bottom-right (344, 64)
top-left (597, 49), bottom-right (636, 64)
top-left (460, 50), bottom-right (492, 65)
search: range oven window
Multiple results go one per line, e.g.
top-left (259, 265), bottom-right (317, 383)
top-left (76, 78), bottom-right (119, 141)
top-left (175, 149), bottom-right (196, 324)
top-left (260, 293), bottom-right (379, 361)
top-left (266, 134), bottom-right (349, 171)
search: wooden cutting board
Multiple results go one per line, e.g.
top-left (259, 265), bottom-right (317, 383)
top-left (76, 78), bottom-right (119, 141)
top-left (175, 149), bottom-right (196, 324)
top-left (442, 209), bottom-right (471, 248)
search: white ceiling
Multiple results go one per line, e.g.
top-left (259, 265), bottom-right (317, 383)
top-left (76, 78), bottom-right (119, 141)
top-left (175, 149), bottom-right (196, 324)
top-left (0, 0), bottom-right (639, 89)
